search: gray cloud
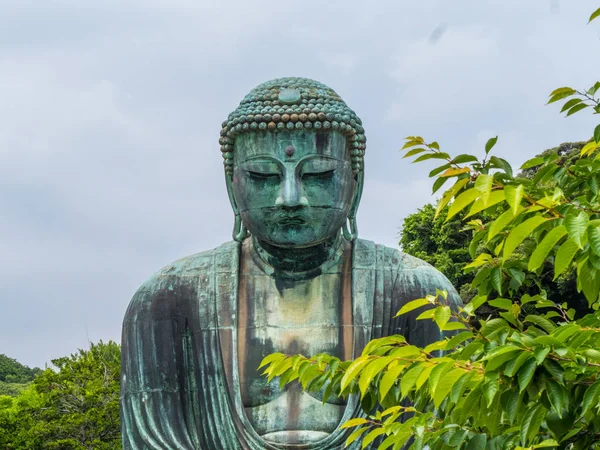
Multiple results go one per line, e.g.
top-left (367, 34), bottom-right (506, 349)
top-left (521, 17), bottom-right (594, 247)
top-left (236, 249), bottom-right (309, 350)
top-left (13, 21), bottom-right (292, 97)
top-left (1, 0), bottom-right (598, 367)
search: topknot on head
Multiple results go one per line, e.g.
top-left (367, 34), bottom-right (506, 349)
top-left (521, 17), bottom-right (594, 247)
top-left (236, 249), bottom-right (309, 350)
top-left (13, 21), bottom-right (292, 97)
top-left (219, 77), bottom-right (366, 175)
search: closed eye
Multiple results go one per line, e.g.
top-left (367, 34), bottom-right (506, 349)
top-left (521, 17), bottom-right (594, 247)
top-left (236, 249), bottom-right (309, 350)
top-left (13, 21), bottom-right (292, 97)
top-left (301, 170), bottom-right (335, 180)
top-left (247, 171), bottom-right (280, 181)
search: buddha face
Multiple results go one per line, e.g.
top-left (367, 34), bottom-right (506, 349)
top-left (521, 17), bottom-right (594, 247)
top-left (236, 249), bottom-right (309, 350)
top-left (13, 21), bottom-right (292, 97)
top-left (232, 130), bottom-right (356, 248)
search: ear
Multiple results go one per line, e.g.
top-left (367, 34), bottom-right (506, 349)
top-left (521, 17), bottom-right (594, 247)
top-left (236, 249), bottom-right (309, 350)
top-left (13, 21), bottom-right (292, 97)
top-left (225, 170), bottom-right (249, 242)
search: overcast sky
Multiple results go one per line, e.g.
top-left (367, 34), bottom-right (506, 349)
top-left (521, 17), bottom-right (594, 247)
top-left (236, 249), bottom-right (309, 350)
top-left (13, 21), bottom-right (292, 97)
top-left (1, 0), bottom-right (599, 368)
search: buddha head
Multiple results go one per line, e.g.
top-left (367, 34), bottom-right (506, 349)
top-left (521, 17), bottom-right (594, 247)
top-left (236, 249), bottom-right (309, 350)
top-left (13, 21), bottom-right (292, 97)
top-left (220, 77), bottom-right (366, 248)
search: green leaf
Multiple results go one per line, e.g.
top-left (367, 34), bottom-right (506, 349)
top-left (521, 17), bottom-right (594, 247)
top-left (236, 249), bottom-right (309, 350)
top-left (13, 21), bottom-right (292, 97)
top-left (340, 356), bottom-right (371, 392)
top-left (524, 315), bottom-right (556, 333)
top-left (520, 404), bottom-right (546, 446)
top-left (589, 6), bottom-right (600, 22)
top-left (403, 148), bottom-right (426, 158)
top-left (528, 226), bottom-right (568, 271)
top-left (358, 357), bottom-right (391, 398)
top-left (547, 88), bottom-right (576, 104)
top-left (489, 156), bottom-right (513, 177)
top-left (434, 305), bottom-right (451, 330)
top-left (362, 428), bottom-right (386, 448)
top-left (554, 238), bottom-right (579, 279)
top-left (560, 97), bottom-right (583, 113)
top-left (440, 166), bottom-right (472, 178)
top-left (475, 174), bottom-right (493, 205)
top-left (589, 224), bottom-right (600, 256)
top-left (395, 298), bottom-right (432, 317)
top-left (345, 426), bottom-right (368, 447)
top-left (341, 418), bottom-right (369, 429)
top-left (379, 364), bottom-right (404, 401)
top-left (503, 216), bottom-right (548, 259)
top-left (547, 380), bottom-right (567, 418)
top-left (435, 178), bottom-right (470, 217)
top-left (447, 188), bottom-right (479, 221)
top-left (520, 156), bottom-right (544, 170)
top-left (480, 318), bottom-right (509, 339)
top-left (433, 368), bottom-right (464, 408)
top-left (504, 185), bottom-right (524, 217)
top-left (518, 357), bottom-right (537, 393)
top-left (488, 208), bottom-right (520, 242)
top-left (485, 136), bottom-right (498, 154)
top-left (432, 176), bottom-right (449, 194)
top-left (466, 189), bottom-right (506, 217)
top-left (486, 349), bottom-right (521, 371)
top-left (445, 331), bottom-right (474, 350)
top-left (429, 163), bottom-right (451, 178)
top-left (400, 364), bottom-right (426, 399)
top-left (465, 434), bottom-right (487, 450)
top-left (581, 380), bottom-right (600, 416)
top-left (566, 103), bottom-right (589, 117)
top-left (565, 208), bottom-right (589, 249)
top-left (258, 352), bottom-right (286, 370)
top-left (413, 152), bottom-right (450, 163)
top-left (490, 266), bottom-right (503, 295)
top-left (452, 154), bottom-right (479, 164)
top-left (595, 124), bottom-right (600, 144)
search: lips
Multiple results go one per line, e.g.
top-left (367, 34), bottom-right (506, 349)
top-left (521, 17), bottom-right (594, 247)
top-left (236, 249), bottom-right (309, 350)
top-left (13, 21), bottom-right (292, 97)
top-left (277, 215), bottom-right (306, 226)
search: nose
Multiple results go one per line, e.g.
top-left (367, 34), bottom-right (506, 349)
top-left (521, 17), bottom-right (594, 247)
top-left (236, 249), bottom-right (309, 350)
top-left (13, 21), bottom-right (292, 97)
top-left (275, 169), bottom-right (308, 207)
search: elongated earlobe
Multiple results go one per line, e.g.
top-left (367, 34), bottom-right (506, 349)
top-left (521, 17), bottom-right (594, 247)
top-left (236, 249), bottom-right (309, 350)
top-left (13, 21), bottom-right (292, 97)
top-left (225, 170), bottom-right (250, 242)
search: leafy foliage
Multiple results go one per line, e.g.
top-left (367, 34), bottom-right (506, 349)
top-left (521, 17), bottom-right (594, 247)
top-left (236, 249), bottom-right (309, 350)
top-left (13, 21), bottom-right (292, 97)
top-left (0, 341), bottom-right (121, 450)
top-left (261, 8), bottom-right (600, 449)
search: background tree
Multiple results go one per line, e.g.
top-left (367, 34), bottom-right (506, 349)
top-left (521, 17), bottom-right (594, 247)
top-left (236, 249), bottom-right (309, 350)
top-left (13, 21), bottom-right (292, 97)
top-left (0, 341), bottom-right (121, 450)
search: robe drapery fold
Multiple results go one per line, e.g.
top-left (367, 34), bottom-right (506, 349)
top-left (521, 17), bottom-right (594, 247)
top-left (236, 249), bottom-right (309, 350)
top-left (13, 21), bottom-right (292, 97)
top-left (121, 239), bottom-right (461, 449)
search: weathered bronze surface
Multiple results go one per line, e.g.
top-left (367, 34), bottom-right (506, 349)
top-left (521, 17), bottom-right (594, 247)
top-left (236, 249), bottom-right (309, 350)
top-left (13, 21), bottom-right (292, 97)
top-left (120, 77), bottom-right (461, 449)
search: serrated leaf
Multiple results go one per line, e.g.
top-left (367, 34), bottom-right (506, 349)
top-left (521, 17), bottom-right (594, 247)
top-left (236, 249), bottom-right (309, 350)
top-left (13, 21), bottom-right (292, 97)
top-left (440, 166), bottom-right (471, 178)
top-left (589, 224), bottom-right (600, 256)
top-left (520, 156), bottom-right (544, 170)
top-left (432, 176), bottom-right (449, 194)
top-left (554, 238), bottom-right (579, 279)
top-left (433, 368), bottom-right (464, 408)
top-left (560, 97), bottom-right (583, 113)
top-left (434, 305), bottom-right (451, 329)
top-left (581, 380), bottom-right (600, 416)
top-left (452, 154), bottom-right (479, 164)
top-left (259, 352), bottom-right (286, 370)
top-left (504, 216), bottom-right (548, 259)
top-left (521, 404), bottom-right (545, 446)
top-left (466, 189), bottom-right (506, 217)
top-left (518, 357), bottom-right (537, 393)
top-left (505, 185), bottom-right (524, 217)
top-left (475, 174), bottom-right (493, 205)
top-left (488, 208), bottom-right (520, 242)
top-left (402, 147), bottom-right (426, 158)
top-left (340, 356), bottom-right (371, 392)
top-left (395, 298), bottom-right (432, 317)
top-left (524, 315), bottom-right (556, 333)
top-left (413, 152), bottom-right (450, 163)
top-left (480, 318), bottom-right (509, 338)
top-left (566, 103), bottom-right (589, 117)
top-left (379, 364), bottom-right (404, 401)
top-left (400, 364), bottom-right (426, 398)
top-left (489, 156), bottom-right (513, 177)
top-left (345, 426), bottom-right (368, 447)
top-left (485, 136), bottom-right (498, 154)
top-left (547, 88), bottom-right (576, 104)
top-left (445, 331), bottom-right (474, 350)
top-left (429, 163), bottom-right (451, 177)
top-left (435, 178), bottom-right (470, 217)
top-left (358, 357), bottom-right (391, 398)
top-left (565, 208), bottom-right (589, 249)
top-left (547, 380), bottom-right (567, 418)
top-left (341, 418), bottom-right (369, 429)
top-left (490, 266), bottom-right (503, 295)
top-left (362, 428), bottom-right (386, 448)
top-left (528, 225), bottom-right (568, 271)
top-left (447, 188), bottom-right (479, 221)
top-left (466, 434), bottom-right (487, 450)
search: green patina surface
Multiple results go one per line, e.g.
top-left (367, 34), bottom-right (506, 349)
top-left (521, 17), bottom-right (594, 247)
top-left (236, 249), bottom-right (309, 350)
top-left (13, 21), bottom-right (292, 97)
top-left (120, 77), bottom-right (461, 449)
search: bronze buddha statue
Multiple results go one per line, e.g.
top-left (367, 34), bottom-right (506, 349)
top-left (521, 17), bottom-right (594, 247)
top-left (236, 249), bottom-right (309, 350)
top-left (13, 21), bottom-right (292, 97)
top-left (120, 77), bottom-right (460, 449)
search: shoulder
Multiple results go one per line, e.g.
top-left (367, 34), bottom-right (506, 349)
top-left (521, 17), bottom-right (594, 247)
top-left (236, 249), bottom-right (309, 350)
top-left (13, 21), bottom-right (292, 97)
top-left (354, 239), bottom-right (461, 307)
top-left (124, 241), bottom-right (240, 321)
